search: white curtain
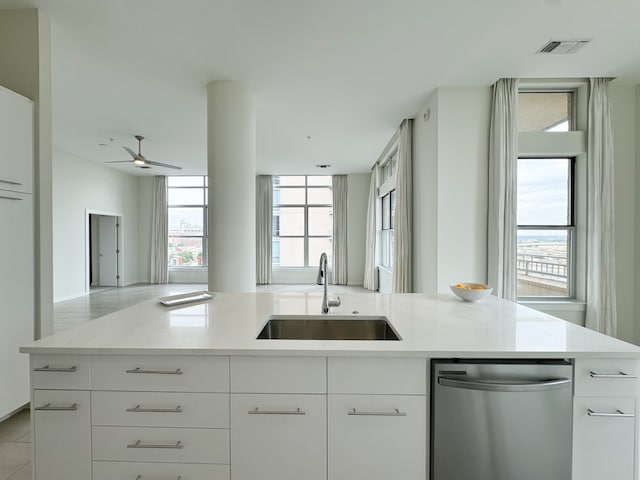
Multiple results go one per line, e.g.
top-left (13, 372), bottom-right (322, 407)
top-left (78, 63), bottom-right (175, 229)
top-left (363, 169), bottom-right (378, 290)
top-left (150, 175), bottom-right (168, 284)
top-left (256, 175), bottom-right (273, 285)
top-left (392, 119), bottom-right (413, 293)
top-left (487, 78), bottom-right (518, 301)
top-left (585, 78), bottom-right (617, 336)
top-left (332, 175), bottom-right (348, 285)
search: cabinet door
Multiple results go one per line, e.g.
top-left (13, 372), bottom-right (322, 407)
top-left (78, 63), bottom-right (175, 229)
top-left (0, 191), bottom-right (33, 418)
top-left (231, 393), bottom-right (326, 480)
top-left (0, 86), bottom-right (33, 193)
top-left (328, 394), bottom-right (426, 480)
top-left (573, 396), bottom-right (636, 480)
top-left (33, 390), bottom-right (91, 480)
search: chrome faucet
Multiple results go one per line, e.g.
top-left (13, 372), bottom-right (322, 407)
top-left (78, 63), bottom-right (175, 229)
top-left (317, 252), bottom-right (341, 314)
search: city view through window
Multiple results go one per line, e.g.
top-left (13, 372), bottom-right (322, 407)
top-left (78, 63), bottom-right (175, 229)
top-left (516, 158), bottom-right (573, 297)
top-left (168, 176), bottom-right (207, 267)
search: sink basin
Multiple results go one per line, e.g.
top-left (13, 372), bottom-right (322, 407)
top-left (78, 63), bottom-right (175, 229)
top-left (256, 315), bottom-right (401, 341)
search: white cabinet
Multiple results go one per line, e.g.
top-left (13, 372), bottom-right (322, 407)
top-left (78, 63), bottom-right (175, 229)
top-left (231, 393), bottom-right (327, 480)
top-left (0, 85), bottom-right (34, 420)
top-left (572, 358), bottom-right (638, 480)
top-left (0, 85), bottom-right (33, 194)
top-left (327, 357), bottom-right (427, 480)
top-left (33, 389), bottom-right (91, 480)
top-left (0, 190), bottom-right (33, 419)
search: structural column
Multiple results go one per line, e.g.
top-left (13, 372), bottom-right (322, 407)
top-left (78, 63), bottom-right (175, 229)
top-left (207, 80), bottom-right (256, 291)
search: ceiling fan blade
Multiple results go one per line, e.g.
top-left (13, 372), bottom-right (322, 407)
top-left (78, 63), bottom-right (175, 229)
top-left (123, 146), bottom-right (138, 159)
top-left (144, 159), bottom-right (183, 170)
top-left (104, 160), bottom-right (135, 164)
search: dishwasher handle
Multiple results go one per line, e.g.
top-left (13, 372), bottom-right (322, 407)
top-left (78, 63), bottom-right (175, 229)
top-left (438, 376), bottom-right (571, 392)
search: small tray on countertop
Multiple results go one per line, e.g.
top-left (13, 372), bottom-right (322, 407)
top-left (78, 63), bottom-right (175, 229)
top-left (158, 291), bottom-right (215, 306)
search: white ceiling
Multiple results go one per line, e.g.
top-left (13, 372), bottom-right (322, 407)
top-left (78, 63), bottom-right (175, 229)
top-left (1, 0), bottom-right (640, 176)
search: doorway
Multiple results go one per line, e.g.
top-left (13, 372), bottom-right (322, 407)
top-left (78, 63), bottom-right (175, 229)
top-left (86, 211), bottom-right (123, 292)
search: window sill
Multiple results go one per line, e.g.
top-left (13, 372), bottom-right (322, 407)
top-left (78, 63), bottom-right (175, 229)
top-left (519, 300), bottom-right (586, 312)
top-left (169, 266), bottom-right (206, 271)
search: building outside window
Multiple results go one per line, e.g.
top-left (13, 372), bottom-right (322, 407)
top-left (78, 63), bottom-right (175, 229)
top-left (516, 86), bottom-right (583, 300)
top-left (168, 176), bottom-right (207, 267)
top-left (272, 176), bottom-right (333, 267)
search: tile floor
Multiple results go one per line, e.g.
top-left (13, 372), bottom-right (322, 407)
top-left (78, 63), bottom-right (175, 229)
top-left (2, 282), bottom-right (372, 479)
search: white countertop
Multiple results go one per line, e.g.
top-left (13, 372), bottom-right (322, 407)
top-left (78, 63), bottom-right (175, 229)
top-left (21, 292), bottom-right (640, 358)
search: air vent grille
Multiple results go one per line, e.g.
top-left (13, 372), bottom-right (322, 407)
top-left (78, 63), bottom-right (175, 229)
top-left (537, 39), bottom-right (591, 54)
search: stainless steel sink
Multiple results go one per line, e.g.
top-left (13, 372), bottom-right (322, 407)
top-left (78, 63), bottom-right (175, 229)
top-left (256, 315), bottom-right (401, 341)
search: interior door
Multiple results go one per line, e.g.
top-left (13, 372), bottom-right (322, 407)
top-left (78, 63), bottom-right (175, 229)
top-left (98, 215), bottom-right (118, 287)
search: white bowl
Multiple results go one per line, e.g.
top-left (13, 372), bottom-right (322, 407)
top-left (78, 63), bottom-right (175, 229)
top-left (449, 283), bottom-right (493, 302)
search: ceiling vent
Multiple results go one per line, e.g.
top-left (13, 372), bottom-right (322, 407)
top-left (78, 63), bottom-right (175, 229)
top-left (537, 39), bottom-right (591, 54)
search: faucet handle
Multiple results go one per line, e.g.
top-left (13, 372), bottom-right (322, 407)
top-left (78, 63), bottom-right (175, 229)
top-left (328, 296), bottom-right (341, 308)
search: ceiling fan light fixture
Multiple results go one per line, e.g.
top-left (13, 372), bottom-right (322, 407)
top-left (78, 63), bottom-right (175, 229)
top-left (133, 158), bottom-right (146, 166)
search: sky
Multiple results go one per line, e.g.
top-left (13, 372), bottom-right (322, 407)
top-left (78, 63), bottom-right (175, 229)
top-left (517, 158), bottom-right (569, 228)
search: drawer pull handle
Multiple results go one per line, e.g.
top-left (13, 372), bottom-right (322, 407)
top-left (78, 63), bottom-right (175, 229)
top-left (0, 195), bottom-right (22, 201)
top-left (127, 440), bottom-right (184, 449)
top-left (33, 365), bottom-right (77, 373)
top-left (589, 371), bottom-right (637, 379)
top-left (34, 403), bottom-right (78, 411)
top-left (249, 407), bottom-right (306, 415)
top-left (126, 405), bottom-right (183, 413)
top-left (125, 367), bottom-right (183, 375)
top-left (0, 179), bottom-right (22, 186)
top-left (135, 476), bottom-right (182, 480)
top-left (587, 409), bottom-right (635, 418)
top-left (348, 408), bottom-right (407, 417)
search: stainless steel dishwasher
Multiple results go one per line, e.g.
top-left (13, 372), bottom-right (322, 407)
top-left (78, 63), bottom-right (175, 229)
top-left (432, 360), bottom-right (573, 480)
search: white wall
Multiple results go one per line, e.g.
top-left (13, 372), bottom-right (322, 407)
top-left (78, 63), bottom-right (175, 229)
top-left (346, 173), bottom-right (369, 285)
top-left (636, 84), bottom-right (640, 345)
top-left (611, 85), bottom-right (637, 344)
top-left (52, 152), bottom-right (143, 301)
top-left (411, 87), bottom-right (491, 293)
top-left (0, 9), bottom-right (53, 338)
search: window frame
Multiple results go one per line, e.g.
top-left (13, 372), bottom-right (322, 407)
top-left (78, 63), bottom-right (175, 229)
top-left (516, 156), bottom-right (577, 300)
top-left (272, 175), bottom-right (333, 268)
top-left (377, 146), bottom-right (398, 270)
top-left (167, 176), bottom-right (208, 268)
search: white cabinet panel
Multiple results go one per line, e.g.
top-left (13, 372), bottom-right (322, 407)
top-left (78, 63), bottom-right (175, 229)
top-left (0, 85), bottom-right (33, 193)
top-left (0, 191), bottom-right (33, 418)
top-left (328, 357), bottom-right (426, 394)
top-left (92, 391), bottom-right (229, 428)
top-left (231, 393), bottom-right (326, 480)
top-left (33, 390), bottom-right (91, 480)
top-left (573, 396), bottom-right (636, 480)
top-left (92, 426), bottom-right (229, 464)
top-left (328, 394), bottom-right (426, 480)
top-left (574, 358), bottom-right (638, 397)
top-left (93, 461), bottom-right (230, 480)
top-left (31, 354), bottom-right (90, 390)
top-left (231, 356), bottom-right (326, 393)
top-left (92, 355), bottom-right (229, 392)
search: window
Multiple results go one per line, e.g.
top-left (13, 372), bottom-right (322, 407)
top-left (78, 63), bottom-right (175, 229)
top-left (377, 147), bottom-right (397, 269)
top-left (518, 91), bottom-right (575, 132)
top-left (272, 176), bottom-right (333, 267)
top-left (517, 158), bottom-right (575, 298)
top-left (168, 176), bottom-right (207, 267)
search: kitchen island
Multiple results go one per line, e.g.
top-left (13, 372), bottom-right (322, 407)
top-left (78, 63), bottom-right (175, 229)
top-left (21, 292), bottom-right (640, 480)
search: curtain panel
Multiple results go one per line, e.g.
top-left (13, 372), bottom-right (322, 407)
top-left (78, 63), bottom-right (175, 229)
top-left (585, 78), bottom-right (617, 336)
top-left (487, 78), bottom-right (518, 301)
top-left (363, 169), bottom-right (378, 290)
top-left (392, 118), bottom-right (413, 293)
top-left (332, 175), bottom-right (348, 285)
top-left (256, 175), bottom-right (273, 285)
top-left (150, 175), bottom-right (168, 284)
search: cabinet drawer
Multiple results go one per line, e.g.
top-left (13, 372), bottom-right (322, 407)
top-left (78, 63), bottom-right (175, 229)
top-left (231, 356), bottom-right (326, 393)
top-left (92, 355), bottom-right (229, 392)
top-left (92, 391), bottom-right (229, 428)
top-left (31, 354), bottom-right (90, 389)
top-left (328, 394), bottom-right (427, 480)
top-left (93, 461), bottom-right (230, 480)
top-left (574, 358), bottom-right (638, 397)
top-left (92, 426), bottom-right (229, 464)
top-left (573, 396), bottom-right (636, 480)
top-left (328, 357), bottom-right (426, 394)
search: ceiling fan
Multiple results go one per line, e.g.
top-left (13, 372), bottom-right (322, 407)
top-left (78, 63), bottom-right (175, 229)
top-left (105, 135), bottom-right (182, 170)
